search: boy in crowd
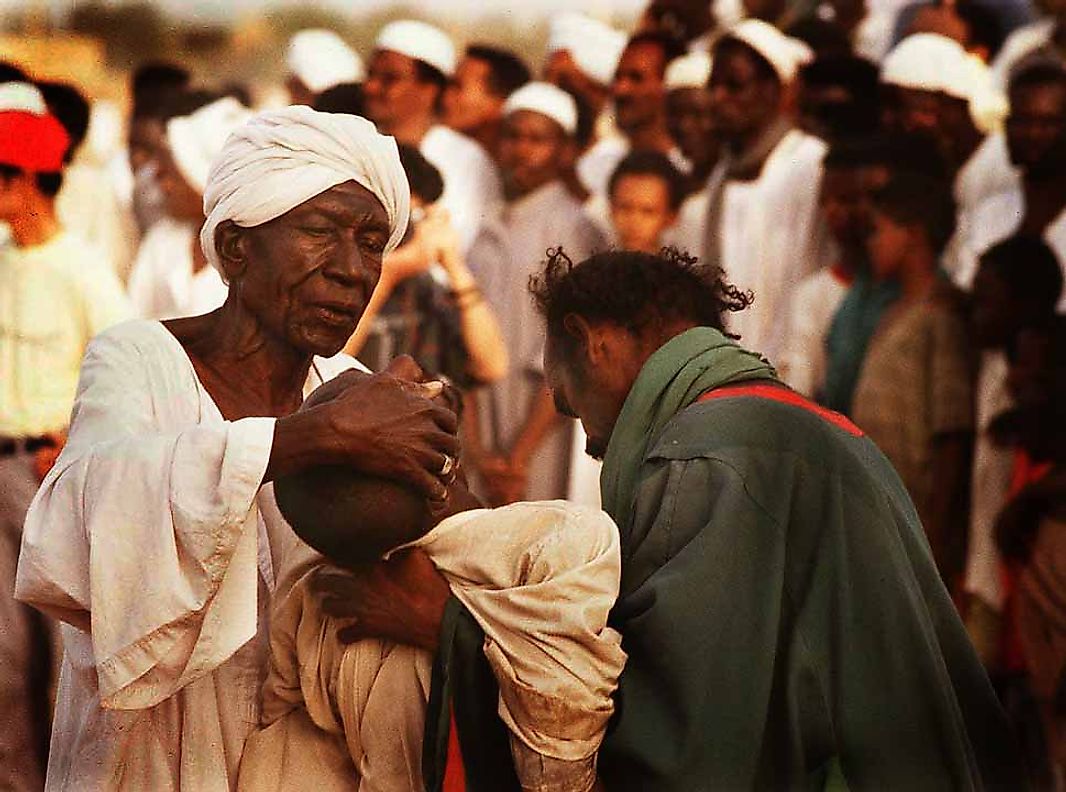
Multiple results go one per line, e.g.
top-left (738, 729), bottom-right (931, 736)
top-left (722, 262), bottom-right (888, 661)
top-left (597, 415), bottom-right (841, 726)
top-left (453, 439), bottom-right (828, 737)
top-left (852, 172), bottom-right (974, 584)
top-left (607, 151), bottom-right (685, 254)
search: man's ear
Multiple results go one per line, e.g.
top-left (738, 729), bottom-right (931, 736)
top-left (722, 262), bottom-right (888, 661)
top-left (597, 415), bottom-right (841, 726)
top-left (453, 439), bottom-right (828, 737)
top-left (214, 220), bottom-right (248, 282)
top-left (563, 313), bottom-right (613, 366)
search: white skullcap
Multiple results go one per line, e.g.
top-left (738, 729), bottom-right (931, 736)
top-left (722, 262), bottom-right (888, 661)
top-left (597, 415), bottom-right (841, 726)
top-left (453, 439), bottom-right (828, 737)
top-left (547, 12), bottom-right (628, 86)
top-left (503, 82), bottom-right (578, 135)
top-left (720, 19), bottom-right (813, 83)
top-left (287, 29), bottom-right (365, 93)
top-left (167, 97), bottom-right (254, 194)
top-left (882, 33), bottom-right (1008, 132)
top-left (376, 20), bottom-right (456, 78)
top-left (0, 82), bottom-right (46, 114)
top-left (665, 51), bottom-right (713, 91)
top-left (200, 106), bottom-right (410, 274)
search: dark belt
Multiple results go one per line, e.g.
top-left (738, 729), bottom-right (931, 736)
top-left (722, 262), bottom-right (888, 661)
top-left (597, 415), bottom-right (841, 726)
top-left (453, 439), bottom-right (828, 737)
top-left (0, 435), bottom-right (57, 457)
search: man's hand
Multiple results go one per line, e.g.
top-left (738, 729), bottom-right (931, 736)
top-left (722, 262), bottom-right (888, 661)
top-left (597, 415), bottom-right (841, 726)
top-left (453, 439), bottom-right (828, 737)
top-left (311, 550), bottom-right (450, 652)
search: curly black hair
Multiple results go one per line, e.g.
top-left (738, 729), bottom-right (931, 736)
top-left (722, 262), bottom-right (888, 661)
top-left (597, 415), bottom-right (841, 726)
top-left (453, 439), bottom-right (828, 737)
top-left (529, 247), bottom-right (752, 352)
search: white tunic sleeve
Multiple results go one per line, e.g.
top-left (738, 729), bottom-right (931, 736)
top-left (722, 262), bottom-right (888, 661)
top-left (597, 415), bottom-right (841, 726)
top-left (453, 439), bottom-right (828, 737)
top-left (15, 325), bottom-right (275, 710)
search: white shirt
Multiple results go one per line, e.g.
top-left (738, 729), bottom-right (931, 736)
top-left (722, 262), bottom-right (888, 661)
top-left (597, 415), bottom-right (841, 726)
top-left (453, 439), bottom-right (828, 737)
top-left (662, 191), bottom-right (708, 260)
top-left (778, 266), bottom-right (852, 399)
top-left (712, 129), bottom-right (831, 363)
top-left (576, 135), bottom-right (690, 198)
top-left (0, 231), bottom-right (131, 436)
top-left (128, 218), bottom-right (229, 320)
top-left (15, 320), bottom-right (355, 791)
top-left (951, 186), bottom-right (1066, 311)
top-left (420, 125), bottom-right (503, 254)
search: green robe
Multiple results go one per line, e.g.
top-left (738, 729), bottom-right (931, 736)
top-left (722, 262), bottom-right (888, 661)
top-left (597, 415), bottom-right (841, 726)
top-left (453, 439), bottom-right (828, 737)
top-left (597, 328), bottom-right (1022, 790)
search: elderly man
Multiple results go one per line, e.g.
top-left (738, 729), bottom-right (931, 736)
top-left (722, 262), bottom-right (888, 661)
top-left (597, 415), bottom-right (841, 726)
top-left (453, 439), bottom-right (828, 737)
top-left (443, 44), bottom-right (530, 160)
top-left (464, 83), bottom-right (606, 506)
top-left (703, 19), bottom-right (831, 364)
top-left (364, 20), bottom-right (501, 253)
top-left (15, 107), bottom-right (459, 790)
top-left (0, 93), bottom-right (131, 792)
top-left (127, 95), bottom-right (252, 320)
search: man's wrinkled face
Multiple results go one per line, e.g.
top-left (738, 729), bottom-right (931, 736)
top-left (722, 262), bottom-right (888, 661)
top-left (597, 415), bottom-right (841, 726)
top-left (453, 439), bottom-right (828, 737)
top-left (443, 56), bottom-right (502, 134)
top-left (498, 110), bottom-right (569, 197)
top-left (364, 50), bottom-right (437, 132)
top-left (666, 86), bottom-right (716, 168)
top-left (709, 46), bottom-right (780, 147)
top-left (1007, 83), bottom-right (1066, 174)
top-left (613, 42), bottom-right (668, 135)
top-left (231, 180), bottom-right (391, 357)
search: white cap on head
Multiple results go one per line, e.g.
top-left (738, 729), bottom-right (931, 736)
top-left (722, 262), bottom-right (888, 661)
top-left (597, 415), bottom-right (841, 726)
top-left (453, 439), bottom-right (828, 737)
top-left (167, 97), bottom-right (254, 194)
top-left (376, 20), bottom-right (457, 78)
top-left (0, 82), bottom-right (46, 114)
top-left (201, 106), bottom-right (410, 274)
top-left (503, 81), bottom-right (578, 135)
top-left (882, 33), bottom-right (1008, 132)
top-left (720, 19), bottom-right (813, 83)
top-left (547, 12), bottom-right (628, 86)
top-left (287, 29), bottom-right (365, 93)
top-left (665, 51), bottom-right (713, 91)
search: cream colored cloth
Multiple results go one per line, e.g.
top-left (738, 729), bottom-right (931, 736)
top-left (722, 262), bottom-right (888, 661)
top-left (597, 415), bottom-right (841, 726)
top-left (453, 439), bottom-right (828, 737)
top-left (201, 106), bottom-right (411, 273)
top-left (128, 218), bottom-right (228, 320)
top-left (546, 13), bottom-right (627, 87)
top-left (288, 29), bottom-right (365, 93)
top-left (167, 98), bottom-right (254, 195)
top-left (0, 231), bottom-right (131, 436)
top-left (504, 82), bottom-right (578, 135)
top-left (239, 501), bottom-right (625, 792)
top-left (15, 319), bottom-right (357, 790)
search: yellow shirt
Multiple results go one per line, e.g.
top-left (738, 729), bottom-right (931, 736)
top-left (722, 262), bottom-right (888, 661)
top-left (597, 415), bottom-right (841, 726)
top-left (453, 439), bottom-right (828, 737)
top-left (0, 231), bottom-right (131, 436)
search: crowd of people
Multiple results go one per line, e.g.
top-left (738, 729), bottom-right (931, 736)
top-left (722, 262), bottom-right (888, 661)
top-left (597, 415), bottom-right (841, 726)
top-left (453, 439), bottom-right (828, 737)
top-left (1, 0), bottom-right (1066, 788)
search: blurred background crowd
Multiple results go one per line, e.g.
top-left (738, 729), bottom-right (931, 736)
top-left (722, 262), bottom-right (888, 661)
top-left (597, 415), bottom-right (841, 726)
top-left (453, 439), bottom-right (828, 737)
top-left (2, 0), bottom-right (1066, 787)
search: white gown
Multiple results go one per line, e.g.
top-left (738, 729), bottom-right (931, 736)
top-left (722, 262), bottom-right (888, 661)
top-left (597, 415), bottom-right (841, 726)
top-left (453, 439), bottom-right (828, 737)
top-left (15, 319), bottom-right (356, 791)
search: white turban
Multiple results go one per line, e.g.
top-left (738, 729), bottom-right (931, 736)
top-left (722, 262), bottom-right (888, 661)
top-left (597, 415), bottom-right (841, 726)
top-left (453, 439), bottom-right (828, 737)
top-left (167, 97), bottom-right (254, 194)
top-left (665, 51), bottom-right (713, 91)
top-left (504, 82), bottom-right (578, 135)
top-left (200, 106), bottom-right (410, 274)
top-left (882, 33), bottom-right (1008, 132)
top-left (287, 29), bottom-right (365, 93)
top-left (0, 82), bottom-right (46, 114)
top-left (547, 12), bottom-right (628, 86)
top-left (375, 20), bottom-right (456, 77)
top-left (721, 19), bottom-right (813, 83)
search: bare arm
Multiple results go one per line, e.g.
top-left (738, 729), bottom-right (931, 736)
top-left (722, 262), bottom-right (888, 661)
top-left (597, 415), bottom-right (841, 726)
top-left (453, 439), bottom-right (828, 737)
top-left (509, 381), bottom-right (567, 473)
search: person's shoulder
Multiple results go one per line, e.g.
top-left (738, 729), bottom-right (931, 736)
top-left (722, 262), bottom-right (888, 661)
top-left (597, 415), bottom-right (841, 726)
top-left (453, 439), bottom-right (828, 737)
top-left (82, 319), bottom-right (181, 369)
top-left (424, 125), bottom-right (490, 165)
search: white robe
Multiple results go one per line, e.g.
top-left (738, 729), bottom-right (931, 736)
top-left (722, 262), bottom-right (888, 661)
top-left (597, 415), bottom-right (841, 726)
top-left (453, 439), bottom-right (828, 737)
top-left (712, 129), bottom-right (831, 363)
top-left (238, 501), bottom-right (625, 792)
top-left (990, 18), bottom-right (1057, 90)
top-left (15, 319), bottom-right (356, 791)
top-left (127, 218), bottom-right (229, 320)
top-left (420, 125), bottom-right (503, 254)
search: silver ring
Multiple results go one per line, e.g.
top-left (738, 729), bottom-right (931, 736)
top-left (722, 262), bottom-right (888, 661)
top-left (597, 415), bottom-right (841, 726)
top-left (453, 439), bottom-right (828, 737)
top-left (439, 455), bottom-right (455, 477)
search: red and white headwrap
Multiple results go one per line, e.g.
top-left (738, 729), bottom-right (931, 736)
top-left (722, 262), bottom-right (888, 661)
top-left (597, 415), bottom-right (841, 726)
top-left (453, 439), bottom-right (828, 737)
top-left (0, 110), bottom-right (69, 172)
